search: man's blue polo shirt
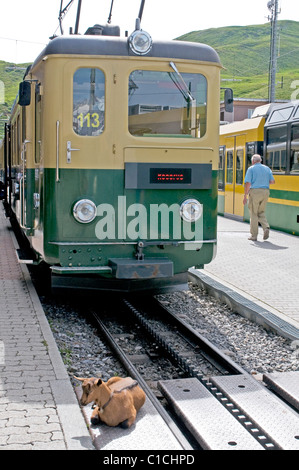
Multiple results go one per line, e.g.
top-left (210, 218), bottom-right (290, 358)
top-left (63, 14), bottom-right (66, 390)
top-left (244, 163), bottom-right (274, 189)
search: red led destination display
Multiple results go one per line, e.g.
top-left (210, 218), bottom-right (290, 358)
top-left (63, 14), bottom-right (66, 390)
top-left (150, 168), bottom-right (191, 184)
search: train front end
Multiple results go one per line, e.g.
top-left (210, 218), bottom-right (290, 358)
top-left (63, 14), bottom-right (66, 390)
top-left (21, 26), bottom-right (221, 293)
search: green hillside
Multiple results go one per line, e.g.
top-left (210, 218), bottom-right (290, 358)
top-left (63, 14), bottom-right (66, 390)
top-left (178, 20), bottom-right (299, 100)
top-left (0, 61), bottom-right (29, 139)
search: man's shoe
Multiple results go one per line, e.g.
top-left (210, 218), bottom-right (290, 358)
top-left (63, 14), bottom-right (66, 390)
top-left (248, 236), bottom-right (257, 241)
top-left (263, 228), bottom-right (269, 240)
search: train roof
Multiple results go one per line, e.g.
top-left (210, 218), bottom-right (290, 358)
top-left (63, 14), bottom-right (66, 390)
top-left (220, 100), bottom-right (299, 136)
top-left (220, 115), bottom-right (265, 135)
top-left (30, 34), bottom-right (221, 69)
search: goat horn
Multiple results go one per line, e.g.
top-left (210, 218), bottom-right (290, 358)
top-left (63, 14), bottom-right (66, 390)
top-left (73, 376), bottom-right (85, 382)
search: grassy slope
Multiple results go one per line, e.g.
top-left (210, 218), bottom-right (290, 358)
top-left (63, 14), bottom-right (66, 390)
top-left (0, 61), bottom-right (29, 138)
top-left (178, 20), bottom-right (299, 100)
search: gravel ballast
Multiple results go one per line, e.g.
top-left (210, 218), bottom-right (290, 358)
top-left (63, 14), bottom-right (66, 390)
top-left (40, 283), bottom-right (299, 384)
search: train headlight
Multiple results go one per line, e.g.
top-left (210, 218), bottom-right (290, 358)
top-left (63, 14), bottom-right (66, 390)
top-left (73, 199), bottom-right (97, 224)
top-left (128, 29), bottom-right (152, 55)
top-left (180, 199), bottom-right (203, 223)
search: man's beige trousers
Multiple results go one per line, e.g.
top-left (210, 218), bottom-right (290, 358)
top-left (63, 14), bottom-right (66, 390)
top-left (248, 188), bottom-right (270, 238)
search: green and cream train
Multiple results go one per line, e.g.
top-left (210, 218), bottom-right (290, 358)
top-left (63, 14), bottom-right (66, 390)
top-left (219, 101), bottom-right (299, 236)
top-left (1, 20), bottom-right (224, 293)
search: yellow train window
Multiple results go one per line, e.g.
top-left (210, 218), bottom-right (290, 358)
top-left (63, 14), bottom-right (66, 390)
top-left (73, 68), bottom-right (105, 136)
top-left (226, 150), bottom-right (233, 184)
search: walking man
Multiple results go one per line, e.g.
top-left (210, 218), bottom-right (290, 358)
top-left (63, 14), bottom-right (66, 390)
top-left (243, 154), bottom-right (275, 241)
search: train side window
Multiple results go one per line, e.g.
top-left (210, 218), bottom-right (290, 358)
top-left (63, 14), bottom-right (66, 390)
top-left (236, 149), bottom-right (243, 185)
top-left (265, 126), bottom-right (287, 173)
top-left (218, 147), bottom-right (225, 190)
top-left (268, 106), bottom-right (293, 124)
top-left (73, 68), bottom-right (105, 136)
top-left (291, 124), bottom-right (299, 174)
top-left (226, 150), bottom-right (233, 184)
top-left (246, 142), bottom-right (255, 170)
top-left (128, 70), bottom-right (207, 138)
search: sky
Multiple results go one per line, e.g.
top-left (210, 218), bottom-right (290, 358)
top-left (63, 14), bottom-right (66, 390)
top-left (0, 0), bottom-right (298, 63)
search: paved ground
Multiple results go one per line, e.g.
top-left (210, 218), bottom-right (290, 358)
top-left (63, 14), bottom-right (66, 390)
top-left (192, 216), bottom-right (299, 338)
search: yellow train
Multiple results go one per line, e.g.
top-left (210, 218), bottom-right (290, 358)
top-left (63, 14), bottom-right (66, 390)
top-left (219, 101), bottom-right (299, 235)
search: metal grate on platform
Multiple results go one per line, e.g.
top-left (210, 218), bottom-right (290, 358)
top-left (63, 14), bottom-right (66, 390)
top-left (158, 378), bottom-right (264, 450)
top-left (211, 374), bottom-right (299, 450)
top-left (263, 371), bottom-right (299, 412)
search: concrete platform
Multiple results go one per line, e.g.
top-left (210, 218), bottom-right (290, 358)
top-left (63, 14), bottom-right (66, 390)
top-left (189, 215), bottom-right (299, 341)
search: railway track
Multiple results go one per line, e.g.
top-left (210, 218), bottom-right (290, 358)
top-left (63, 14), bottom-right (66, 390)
top-left (29, 261), bottom-right (298, 450)
top-left (85, 296), bottom-right (299, 451)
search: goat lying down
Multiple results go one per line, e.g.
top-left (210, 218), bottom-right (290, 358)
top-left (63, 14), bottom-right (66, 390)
top-left (75, 375), bottom-right (146, 428)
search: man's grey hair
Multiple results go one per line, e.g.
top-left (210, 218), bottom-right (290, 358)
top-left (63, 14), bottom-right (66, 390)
top-left (251, 154), bottom-right (262, 164)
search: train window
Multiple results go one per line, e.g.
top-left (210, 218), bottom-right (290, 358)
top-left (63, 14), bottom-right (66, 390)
top-left (265, 126), bottom-right (287, 173)
top-left (73, 68), bottom-right (105, 136)
top-left (246, 142), bottom-right (255, 170)
top-left (291, 125), bottom-right (299, 174)
top-left (218, 147), bottom-right (225, 190)
top-left (236, 149), bottom-right (243, 185)
top-left (226, 150), bottom-right (233, 184)
top-left (128, 70), bottom-right (207, 138)
top-left (293, 107), bottom-right (299, 119)
top-left (268, 106), bottom-right (293, 124)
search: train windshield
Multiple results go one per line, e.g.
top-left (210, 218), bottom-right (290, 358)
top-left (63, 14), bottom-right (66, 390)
top-left (128, 70), bottom-right (207, 138)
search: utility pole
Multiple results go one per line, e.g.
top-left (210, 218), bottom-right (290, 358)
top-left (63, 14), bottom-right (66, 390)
top-left (267, 0), bottom-right (280, 102)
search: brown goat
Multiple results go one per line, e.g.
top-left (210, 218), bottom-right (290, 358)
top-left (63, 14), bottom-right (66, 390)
top-left (75, 375), bottom-right (146, 428)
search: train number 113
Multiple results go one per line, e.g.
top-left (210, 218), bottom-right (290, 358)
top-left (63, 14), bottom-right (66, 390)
top-left (77, 112), bottom-right (100, 128)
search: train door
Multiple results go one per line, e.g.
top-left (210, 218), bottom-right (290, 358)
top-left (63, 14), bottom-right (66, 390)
top-left (32, 83), bottom-right (42, 233)
top-left (58, 62), bottom-right (109, 239)
top-left (224, 134), bottom-right (246, 217)
top-left (20, 99), bottom-right (36, 234)
top-left (61, 64), bottom-right (107, 169)
top-left (20, 108), bottom-right (28, 229)
top-left (4, 123), bottom-right (11, 206)
top-left (224, 136), bottom-right (234, 214)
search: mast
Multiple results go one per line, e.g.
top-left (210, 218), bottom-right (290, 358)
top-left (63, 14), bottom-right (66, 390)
top-left (268, 0), bottom-right (280, 102)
